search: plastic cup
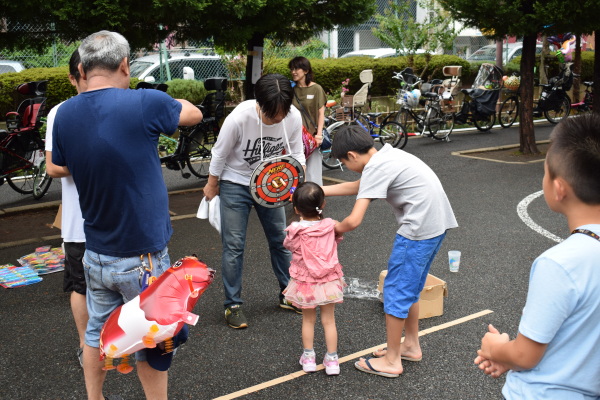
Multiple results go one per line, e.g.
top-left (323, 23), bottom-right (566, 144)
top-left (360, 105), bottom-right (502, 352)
top-left (448, 251), bottom-right (461, 272)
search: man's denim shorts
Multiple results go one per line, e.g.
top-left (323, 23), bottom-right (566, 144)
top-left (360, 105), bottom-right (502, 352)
top-left (83, 247), bottom-right (171, 358)
top-left (383, 233), bottom-right (445, 319)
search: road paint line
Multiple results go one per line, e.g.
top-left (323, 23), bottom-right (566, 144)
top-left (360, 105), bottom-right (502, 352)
top-left (213, 309), bottom-right (493, 400)
top-left (517, 190), bottom-right (563, 243)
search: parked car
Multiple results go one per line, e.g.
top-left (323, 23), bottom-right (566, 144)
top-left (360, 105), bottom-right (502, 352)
top-left (340, 47), bottom-right (427, 59)
top-left (466, 42), bottom-right (552, 63)
top-left (0, 60), bottom-right (25, 74)
top-left (130, 52), bottom-right (228, 83)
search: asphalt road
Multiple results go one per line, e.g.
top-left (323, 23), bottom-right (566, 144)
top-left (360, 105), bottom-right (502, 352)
top-left (0, 123), bottom-right (562, 400)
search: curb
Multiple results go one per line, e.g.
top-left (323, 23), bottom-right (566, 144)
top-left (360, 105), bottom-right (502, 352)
top-left (0, 200), bottom-right (61, 217)
top-left (452, 140), bottom-right (549, 164)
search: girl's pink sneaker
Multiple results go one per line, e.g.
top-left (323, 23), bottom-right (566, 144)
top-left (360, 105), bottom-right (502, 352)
top-left (299, 353), bottom-right (316, 373)
top-left (323, 354), bottom-right (340, 375)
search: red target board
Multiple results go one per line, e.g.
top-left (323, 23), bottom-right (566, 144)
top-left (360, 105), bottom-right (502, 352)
top-left (250, 156), bottom-right (305, 208)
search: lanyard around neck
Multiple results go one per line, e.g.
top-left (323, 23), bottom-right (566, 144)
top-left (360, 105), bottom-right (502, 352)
top-left (571, 228), bottom-right (600, 242)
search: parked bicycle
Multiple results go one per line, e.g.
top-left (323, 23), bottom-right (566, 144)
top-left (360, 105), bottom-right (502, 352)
top-left (498, 74), bottom-right (521, 128)
top-left (139, 77), bottom-right (226, 179)
top-left (454, 63), bottom-right (503, 132)
top-left (571, 80), bottom-right (593, 114)
top-left (0, 80), bottom-right (51, 199)
top-left (384, 68), bottom-right (454, 142)
top-left (320, 100), bottom-right (345, 170)
top-left (533, 62), bottom-right (573, 124)
top-left (353, 109), bottom-right (406, 145)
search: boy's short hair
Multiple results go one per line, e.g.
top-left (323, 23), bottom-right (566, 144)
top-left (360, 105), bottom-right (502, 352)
top-left (68, 50), bottom-right (81, 82)
top-left (547, 114), bottom-right (600, 204)
top-left (331, 125), bottom-right (375, 160)
top-left (254, 74), bottom-right (294, 120)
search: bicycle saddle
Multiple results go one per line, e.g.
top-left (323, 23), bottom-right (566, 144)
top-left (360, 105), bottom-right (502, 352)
top-left (422, 92), bottom-right (438, 99)
top-left (366, 112), bottom-right (382, 119)
top-left (584, 81), bottom-right (593, 87)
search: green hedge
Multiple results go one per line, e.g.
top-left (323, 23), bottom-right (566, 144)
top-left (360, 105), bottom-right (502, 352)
top-left (0, 68), bottom-right (211, 120)
top-left (266, 54), bottom-right (473, 98)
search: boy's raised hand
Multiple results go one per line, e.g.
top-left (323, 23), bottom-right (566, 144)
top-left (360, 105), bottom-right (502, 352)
top-left (474, 324), bottom-right (511, 378)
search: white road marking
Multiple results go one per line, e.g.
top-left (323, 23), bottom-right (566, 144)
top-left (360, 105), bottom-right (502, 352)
top-left (517, 190), bottom-right (563, 243)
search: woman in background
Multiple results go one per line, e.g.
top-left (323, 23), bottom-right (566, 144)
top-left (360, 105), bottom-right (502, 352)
top-left (289, 56), bottom-right (328, 185)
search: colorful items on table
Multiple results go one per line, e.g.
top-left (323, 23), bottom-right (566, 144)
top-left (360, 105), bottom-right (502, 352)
top-left (0, 264), bottom-right (43, 288)
top-left (17, 245), bottom-right (65, 275)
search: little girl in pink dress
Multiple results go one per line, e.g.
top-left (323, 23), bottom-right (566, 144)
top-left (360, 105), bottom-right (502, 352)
top-left (283, 182), bottom-right (345, 375)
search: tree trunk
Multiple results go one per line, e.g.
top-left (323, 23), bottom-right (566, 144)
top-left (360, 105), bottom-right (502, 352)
top-left (540, 35), bottom-right (548, 85)
top-left (519, 34), bottom-right (539, 155)
top-left (572, 35), bottom-right (581, 103)
top-left (496, 40), bottom-right (503, 69)
top-left (244, 33), bottom-right (265, 100)
top-left (595, 31), bottom-right (600, 115)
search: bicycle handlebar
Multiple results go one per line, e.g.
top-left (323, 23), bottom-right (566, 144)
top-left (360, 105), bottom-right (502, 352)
top-left (392, 70), bottom-right (422, 89)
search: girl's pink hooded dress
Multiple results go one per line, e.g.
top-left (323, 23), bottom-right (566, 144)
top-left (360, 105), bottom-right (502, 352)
top-left (283, 218), bottom-right (346, 308)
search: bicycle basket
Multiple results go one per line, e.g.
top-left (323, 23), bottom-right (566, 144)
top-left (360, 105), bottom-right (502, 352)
top-left (398, 89), bottom-right (421, 108)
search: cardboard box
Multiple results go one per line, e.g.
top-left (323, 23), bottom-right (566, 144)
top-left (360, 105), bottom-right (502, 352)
top-left (52, 204), bottom-right (62, 230)
top-left (378, 270), bottom-right (448, 319)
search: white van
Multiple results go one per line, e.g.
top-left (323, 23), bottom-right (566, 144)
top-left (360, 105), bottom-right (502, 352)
top-left (130, 52), bottom-right (228, 83)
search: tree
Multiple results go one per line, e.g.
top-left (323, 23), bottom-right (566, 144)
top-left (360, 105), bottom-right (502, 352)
top-left (438, 0), bottom-right (600, 154)
top-left (373, 0), bottom-right (461, 57)
top-left (182, 0), bottom-right (376, 99)
top-left (0, 0), bottom-right (376, 99)
top-left (0, 0), bottom-right (211, 51)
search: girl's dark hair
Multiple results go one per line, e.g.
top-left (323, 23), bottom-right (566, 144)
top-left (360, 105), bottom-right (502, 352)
top-left (288, 56), bottom-right (313, 85)
top-left (331, 125), bottom-right (375, 160)
top-left (292, 181), bottom-right (325, 219)
top-left (69, 49), bottom-right (81, 82)
top-left (547, 114), bottom-right (600, 204)
top-left (254, 74), bottom-right (294, 119)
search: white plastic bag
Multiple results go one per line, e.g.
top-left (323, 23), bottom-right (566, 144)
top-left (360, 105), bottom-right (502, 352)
top-left (197, 196), bottom-right (221, 234)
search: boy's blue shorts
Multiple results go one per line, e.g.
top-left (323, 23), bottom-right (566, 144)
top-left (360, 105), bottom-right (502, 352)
top-left (383, 233), bottom-right (446, 319)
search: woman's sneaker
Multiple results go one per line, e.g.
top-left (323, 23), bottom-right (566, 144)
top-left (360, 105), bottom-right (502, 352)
top-left (225, 305), bottom-right (248, 329)
top-left (323, 354), bottom-right (340, 375)
top-left (299, 352), bottom-right (317, 373)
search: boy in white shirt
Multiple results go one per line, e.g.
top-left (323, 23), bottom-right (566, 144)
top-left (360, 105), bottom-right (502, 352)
top-left (323, 125), bottom-right (457, 378)
top-left (45, 50), bottom-right (87, 367)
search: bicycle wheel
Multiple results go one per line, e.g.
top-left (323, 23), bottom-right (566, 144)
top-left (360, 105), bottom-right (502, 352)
top-left (6, 166), bottom-right (36, 194)
top-left (186, 125), bottom-right (214, 179)
top-left (545, 95), bottom-right (571, 124)
top-left (395, 108), bottom-right (411, 130)
top-left (429, 109), bottom-right (454, 141)
top-left (33, 160), bottom-right (53, 200)
top-left (498, 96), bottom-right (519, 128)
top-left (379, 121), bottom-right (406, 148)
top-left (474, 113), bottom-right (496, 132)
top-left (321, 122), bottom-right (343, 170)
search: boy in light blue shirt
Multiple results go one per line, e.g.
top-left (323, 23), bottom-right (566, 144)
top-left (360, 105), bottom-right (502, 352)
top-left (475, 114), bottom-right (600, 399)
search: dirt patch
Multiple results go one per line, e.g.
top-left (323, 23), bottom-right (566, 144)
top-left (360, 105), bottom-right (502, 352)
top-left (456, 141), bottom-right (548, 164)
